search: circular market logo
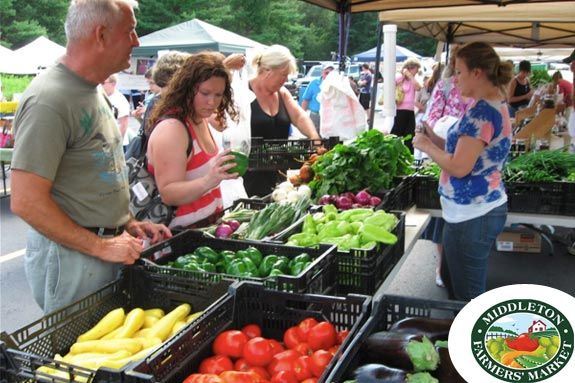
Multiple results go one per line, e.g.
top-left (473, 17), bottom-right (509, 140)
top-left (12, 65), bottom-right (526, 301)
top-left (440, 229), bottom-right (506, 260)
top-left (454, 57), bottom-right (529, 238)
top-left (472, 299), bottom-right (573, 382)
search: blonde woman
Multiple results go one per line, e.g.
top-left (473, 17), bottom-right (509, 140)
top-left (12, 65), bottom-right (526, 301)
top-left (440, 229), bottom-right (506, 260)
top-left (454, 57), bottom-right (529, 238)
top-left (390, 58), bottom-right (422, 152)
top-left (246, 45), bottom-right (320, 140)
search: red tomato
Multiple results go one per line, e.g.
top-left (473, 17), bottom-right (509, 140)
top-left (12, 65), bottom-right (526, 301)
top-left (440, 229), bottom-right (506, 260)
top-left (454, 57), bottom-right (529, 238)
top-left (183, 374), bottom-right (224, 383)
top-left (336, 329), bottom-right (349, 345)
top-left (199, 355), bottom-right (234, 375)
top-left (295, 318), bottom-right (319, 341)
top-left (328, 345), bottom-right (339, 356)
top-left (293, 355), bottom-right (312, 381)
top-left (241, 324), bottom-right (262, 339)
top-left (247, 366), bottom-right (270, 380)
top-left (213, 330), bottom-right (249, 358)
top-left (300, 378), bottom-right (318, 383)
top-left (309, 350), bottom-right (332, 378)
top-left (307, 322), bottom-right (337, 351)
top-left (268, 339), bottom-right (285, 356)
top-left (294, 342), bottom-right (312, 356)
top-left (234, 358), bottom-right (250, 372)
top-left (282, 327), bottom-right (303, 349)
top-left (270, 370), bottom-right (298, 383)
top-left (243, 337), bottom-right (274, 367)
top-left (219, 370), bottom-right (260, 383)
top-left (267, 349), bottom-right (300, 376)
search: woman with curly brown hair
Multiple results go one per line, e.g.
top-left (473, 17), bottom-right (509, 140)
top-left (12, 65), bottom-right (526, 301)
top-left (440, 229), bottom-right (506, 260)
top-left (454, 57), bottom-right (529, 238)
top-left (146, 52), bottom-right (240, 229)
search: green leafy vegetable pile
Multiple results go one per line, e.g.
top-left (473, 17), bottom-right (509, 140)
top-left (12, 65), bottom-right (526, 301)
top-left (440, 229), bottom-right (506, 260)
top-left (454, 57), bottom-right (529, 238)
top-left (309, 130), bottom-right (414, 197)
top-left (417, 162), bottom-right (441, 179)
top-left (503, 150), bottom-right (575, 183)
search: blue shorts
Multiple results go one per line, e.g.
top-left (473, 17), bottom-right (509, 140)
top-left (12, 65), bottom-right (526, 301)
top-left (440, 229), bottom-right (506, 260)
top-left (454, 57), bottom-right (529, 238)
top-left (24, 229), bottom-right (121, 314)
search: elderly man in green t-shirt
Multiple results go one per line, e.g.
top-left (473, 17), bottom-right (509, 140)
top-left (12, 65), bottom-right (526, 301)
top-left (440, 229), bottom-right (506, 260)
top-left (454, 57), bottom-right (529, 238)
top-left (11, 0), bottom-right (171, 314)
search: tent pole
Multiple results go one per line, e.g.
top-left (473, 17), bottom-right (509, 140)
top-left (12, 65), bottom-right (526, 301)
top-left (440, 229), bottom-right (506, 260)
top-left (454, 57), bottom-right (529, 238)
top-left (368, 21), bottom-right (384, 129)
top-left (338, 1), bottom-right (351, 72)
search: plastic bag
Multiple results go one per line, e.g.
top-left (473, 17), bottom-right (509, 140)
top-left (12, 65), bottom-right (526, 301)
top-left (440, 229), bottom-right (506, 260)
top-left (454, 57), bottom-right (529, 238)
top-left (319, 71), bottom-right (367, 140)
top-left (225, 67), bottom-right (252, 156)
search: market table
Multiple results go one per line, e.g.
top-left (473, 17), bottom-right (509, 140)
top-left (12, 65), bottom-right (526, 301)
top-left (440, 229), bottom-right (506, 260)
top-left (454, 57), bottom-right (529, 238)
top-left (0, 147), bottom-right (12, 197)
top-left (374, 206), bottom-right (575, 302)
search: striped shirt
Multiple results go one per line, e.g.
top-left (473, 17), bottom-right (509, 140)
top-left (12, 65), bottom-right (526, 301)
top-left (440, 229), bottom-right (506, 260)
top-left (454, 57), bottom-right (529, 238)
top-left (149, 118), bottom-right (223, 228)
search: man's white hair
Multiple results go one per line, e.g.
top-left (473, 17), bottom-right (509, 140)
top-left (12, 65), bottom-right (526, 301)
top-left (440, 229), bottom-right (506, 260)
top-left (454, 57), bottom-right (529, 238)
top-left (65, 0), bottom-right (138, 42)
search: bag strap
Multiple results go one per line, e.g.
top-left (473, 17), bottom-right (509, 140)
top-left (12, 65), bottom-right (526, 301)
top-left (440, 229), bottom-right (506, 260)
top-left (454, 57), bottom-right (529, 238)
top-left (141, 114), bottom-right (194, 163)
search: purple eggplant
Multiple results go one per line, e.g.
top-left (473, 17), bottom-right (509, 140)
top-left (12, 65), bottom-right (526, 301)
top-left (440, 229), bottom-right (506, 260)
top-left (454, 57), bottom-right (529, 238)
top-left (355, 364), bottom-right (439, 383)
top-left (362, 332), bottom-right (440, 372)
top-left (433, 347), bottom-right (466, 383)
top-left (388, 317), bottom-right (453, 342)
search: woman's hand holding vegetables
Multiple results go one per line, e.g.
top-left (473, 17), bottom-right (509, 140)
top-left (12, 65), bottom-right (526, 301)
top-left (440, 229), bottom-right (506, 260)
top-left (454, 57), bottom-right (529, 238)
top-left (413, 132), bottom-right (433, 154)
top-left (204, 150), bottom-right (239, 190)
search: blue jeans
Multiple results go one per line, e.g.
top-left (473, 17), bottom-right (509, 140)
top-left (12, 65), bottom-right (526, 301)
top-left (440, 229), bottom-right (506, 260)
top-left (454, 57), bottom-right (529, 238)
top-left (442, 203), bottom-right (507, 301)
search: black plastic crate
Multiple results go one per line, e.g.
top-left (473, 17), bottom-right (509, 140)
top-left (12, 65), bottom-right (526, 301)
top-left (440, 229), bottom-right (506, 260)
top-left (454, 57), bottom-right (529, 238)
top-left (325, 294), bottom-right (466, 382)
top-left (414, 175), bottom-right (441, 209)
top-left (0, 267), bottom-right (231, 383)
top-left (506, 181), bottom-right (564, 215)
top-left (564, 182), bottom-right (575, 216)
top-left (125, 281), bottom-right (371, 383)
top-left (248, 136), bottom-right (340, 171)
top-left (270, 211), bottom-right (406, 296)
top-left (380, 176), bottom-right (416, 211)
top-left (140, 229), bottom-right (337, 294)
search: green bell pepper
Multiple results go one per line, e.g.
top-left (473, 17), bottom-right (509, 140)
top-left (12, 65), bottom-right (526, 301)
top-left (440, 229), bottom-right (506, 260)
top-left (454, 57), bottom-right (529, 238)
top-left (182, 261), bottom-right (204, 272)
top-left (194, 246), bottom-right (220, 264)
top-left (349, 221), bottom-right (363, 234)
top-left (272, 258), bottom-right (290, 274)
top-left (291, 253), bottom-right (311, 266)
top-left (322, 204), bottom-right (338, 216)
top-left (318, 221), bottom-right (343, 240)
top-left (242, 257), bottom-right (260, 277)
top-left (201, 262), bottom-right (216, 273)
top-left (290, 260), bottom-right (311, 276)
top-left (243, 246), bottom-right (263, 267)
top-left (226, 259), bottom-right (248, 276)
top-left (173, 256), bottom-right (190, 269)
top-left (338, 234), bottom-right (361, 251)
top-left (259, 255), bottom-right (278, 277)
top-left (268, 268), bottom-right (284, 277)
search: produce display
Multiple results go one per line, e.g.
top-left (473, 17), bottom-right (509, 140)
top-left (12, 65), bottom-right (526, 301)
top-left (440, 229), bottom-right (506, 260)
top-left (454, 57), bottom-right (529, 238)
top-left (167, 245), bottom-right (313, 278)
top-left (205, 197), bottom-right (310, 240)
top-left (182, 319), bottom-right (349, 383)
top-left (416, 162), bottom-right (441, 179)
top-left (308, 130), bottom-right (414, 198)
top-left (345, 317), bottom-right (464, 383)
top-left (316, 190), bottom-right (382, 210)
top-left (36, 305), bottom-right (204, 379)
top-left (502, 149), bottom-right (575, 183)
top-left (285, 204), bottom-right (398, 251)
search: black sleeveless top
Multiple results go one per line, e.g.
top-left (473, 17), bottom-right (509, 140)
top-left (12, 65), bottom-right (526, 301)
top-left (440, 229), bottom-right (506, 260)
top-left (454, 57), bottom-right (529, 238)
top-left (250, 91), bottom-right (291, 139)
top-left (510, 78), bottom-right (531, 109)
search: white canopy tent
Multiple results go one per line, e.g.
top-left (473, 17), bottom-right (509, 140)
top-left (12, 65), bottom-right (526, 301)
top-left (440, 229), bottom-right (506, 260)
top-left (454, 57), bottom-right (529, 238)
top-left (0, 36), bottom-right (65, 75)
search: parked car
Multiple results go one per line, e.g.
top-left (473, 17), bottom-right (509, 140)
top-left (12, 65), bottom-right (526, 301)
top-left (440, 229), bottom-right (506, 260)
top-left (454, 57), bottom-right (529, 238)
top-left (296, 63), bottom-right (361, 102)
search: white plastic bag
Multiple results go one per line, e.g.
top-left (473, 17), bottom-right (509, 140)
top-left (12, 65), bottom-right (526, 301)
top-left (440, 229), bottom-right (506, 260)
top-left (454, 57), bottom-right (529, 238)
top-left (319, 71), bottom-right (367, 140)
top-left (225, 67), bottom-right (252, 155)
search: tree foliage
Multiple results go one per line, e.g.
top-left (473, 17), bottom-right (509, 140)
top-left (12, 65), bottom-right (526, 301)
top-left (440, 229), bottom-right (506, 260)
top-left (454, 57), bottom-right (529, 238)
top-left (0, 0), bottom-right (437, 62)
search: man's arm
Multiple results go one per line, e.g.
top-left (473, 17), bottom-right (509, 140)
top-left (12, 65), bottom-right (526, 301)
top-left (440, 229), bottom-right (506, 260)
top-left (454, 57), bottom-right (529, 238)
top-left (11, 170), bottom-right (143, 264)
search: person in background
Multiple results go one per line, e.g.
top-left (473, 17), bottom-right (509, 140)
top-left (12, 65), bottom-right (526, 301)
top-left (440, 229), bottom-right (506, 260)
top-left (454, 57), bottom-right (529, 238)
top-left (301, 63), bottom-right (334, 133)
top-left (101, 74), bottom-right (131, 149)
top-left (246, 45), bottom-right (319, 140)
top-left (420, 48), bottom-right (475, 290)
top-left (146, 52), bottom-right (240, 229)
top-left (10, 0), bottom-right (171, 314)
top-left (349, 76), bottom-right (359, 96)
top-left (564, 51), bottom-right (575, 151)
top-left (551, 71), bottom-right (573, 114)
top-left (357, 63), bottom-right (372, 111)
top-left (413, 42), bottom-right (513, 301)
top-left (391, 58), bottom-right (422, 153)
top-left (132, 68), bottom-right (161, 121)
top-left (508, 60), bottom-right (533, 117)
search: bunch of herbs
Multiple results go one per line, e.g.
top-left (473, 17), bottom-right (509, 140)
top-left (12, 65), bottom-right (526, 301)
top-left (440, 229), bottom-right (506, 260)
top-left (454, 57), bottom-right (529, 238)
top-left (503, 149), bottom-right (575, 183)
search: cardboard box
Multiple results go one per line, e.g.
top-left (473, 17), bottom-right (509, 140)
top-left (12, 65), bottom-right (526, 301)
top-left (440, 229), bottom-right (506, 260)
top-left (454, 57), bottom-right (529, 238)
top-left (496, 229), bottom-right (541, 253)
